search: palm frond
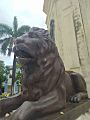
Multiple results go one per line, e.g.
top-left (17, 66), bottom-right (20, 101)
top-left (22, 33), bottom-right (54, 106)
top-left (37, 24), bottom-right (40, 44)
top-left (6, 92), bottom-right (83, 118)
top-left (0, 38), bottom-right (11, 55)
top-left (17, 25), bottom-right (31, 37)
top-left (8, 38), bottom-right (13, 56)
top-left (13, 16), bottom-right (18, 37)
top-left (0, 39), bottom-right (5, 44)
top-left (0, 24), bottom-right (13, 37)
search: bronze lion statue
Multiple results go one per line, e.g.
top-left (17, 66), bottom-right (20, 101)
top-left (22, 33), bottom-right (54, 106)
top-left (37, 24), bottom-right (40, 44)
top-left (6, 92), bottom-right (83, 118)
top-left (0, 27), bottom-right (88, 120)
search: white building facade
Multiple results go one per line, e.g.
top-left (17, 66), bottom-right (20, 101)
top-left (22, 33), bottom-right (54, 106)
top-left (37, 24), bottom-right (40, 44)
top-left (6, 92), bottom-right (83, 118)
top-left (43, 0), bottom-right (90, 96)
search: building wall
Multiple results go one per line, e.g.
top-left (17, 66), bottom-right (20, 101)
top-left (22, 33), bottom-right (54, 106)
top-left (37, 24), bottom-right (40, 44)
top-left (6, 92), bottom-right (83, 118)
top-left (43, 0), bottom-right (90, 97)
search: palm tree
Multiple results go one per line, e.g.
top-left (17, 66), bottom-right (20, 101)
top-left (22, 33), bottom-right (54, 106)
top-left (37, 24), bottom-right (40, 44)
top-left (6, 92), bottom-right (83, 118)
top-left (0, 16), bottom-right (31, 94)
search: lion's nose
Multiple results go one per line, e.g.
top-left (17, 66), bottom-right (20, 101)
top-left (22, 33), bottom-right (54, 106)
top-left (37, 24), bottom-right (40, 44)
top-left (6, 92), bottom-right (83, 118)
top-left (15, 37), bottom-right (24, 44)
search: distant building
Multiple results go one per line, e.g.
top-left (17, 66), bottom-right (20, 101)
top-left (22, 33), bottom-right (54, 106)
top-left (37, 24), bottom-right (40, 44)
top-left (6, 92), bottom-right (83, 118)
top-left (5, 65), bottom-right (21, 94)
top-left (43, 0), bottom-right (90, 96)
top-left (4, 80), bottom-right (8, 93)
top-left (5, 66), bottom-right (12, 93)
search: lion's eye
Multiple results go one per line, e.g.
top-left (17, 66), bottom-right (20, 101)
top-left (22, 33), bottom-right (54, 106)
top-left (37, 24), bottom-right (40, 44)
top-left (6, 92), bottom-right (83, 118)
top-left (44, 58), bottom-right (47, 62)
top-left (42, 58), bottom-right (47, 65)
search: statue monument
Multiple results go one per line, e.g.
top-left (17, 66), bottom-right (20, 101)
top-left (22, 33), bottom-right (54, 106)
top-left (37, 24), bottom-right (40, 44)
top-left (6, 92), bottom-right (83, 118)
top-left (0, 27), bottom-right (88, 120)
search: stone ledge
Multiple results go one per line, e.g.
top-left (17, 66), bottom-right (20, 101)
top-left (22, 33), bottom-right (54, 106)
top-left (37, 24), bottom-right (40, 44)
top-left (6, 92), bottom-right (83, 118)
top-left (0, 99), bottom-right (90, 120)
top-left (37, 99), bottom-right (90, 120)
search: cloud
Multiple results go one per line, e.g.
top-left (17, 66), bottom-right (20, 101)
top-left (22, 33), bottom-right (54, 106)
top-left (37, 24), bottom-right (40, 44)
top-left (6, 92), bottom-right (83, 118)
top-left (0, 0), bottom-right (47, 28)
top-left (0, 54), bottom-right (13, 65)
top-left (0, 0), bottom-right (47, 65)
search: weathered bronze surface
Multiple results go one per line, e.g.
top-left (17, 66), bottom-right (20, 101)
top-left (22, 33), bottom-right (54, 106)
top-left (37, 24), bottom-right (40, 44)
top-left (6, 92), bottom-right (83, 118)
top-left (0, 27), bottom-right (88, 120)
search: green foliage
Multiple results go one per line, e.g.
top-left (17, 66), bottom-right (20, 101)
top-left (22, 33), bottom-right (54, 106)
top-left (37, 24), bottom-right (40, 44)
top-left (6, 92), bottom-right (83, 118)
top-left (0, 93), bottom-right (10, 99)
top-left (0, 62), bottom-right (11, 88)
top-left (4, 66), bottom-right (10, 76)
top-left (16, 63), bottom-right (22, 68)
top-left (0, 24), bottom-right (13, 37)
top-left (16, 71), bottom-right (22, 81)
top-left (17, 25), bottom-right (30, 37)
top-left (16, 63), bottom-right (22, 82)
top-left (0, 61), bottom-right (5, 86)
top-left (0, 38), bottom-right (11, 55)
top-left (0, 16), bottom-right (31, 55)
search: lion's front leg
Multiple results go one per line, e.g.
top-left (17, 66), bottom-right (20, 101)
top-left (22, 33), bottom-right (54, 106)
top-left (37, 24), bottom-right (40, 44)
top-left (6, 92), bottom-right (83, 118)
top-left (0, 94), bottom-right (26, 117)
top-left (10, 90), bottom-right (66, 120)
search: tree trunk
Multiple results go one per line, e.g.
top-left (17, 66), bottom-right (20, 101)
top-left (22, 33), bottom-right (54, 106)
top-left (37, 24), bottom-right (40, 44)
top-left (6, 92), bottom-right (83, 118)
top-left (11, 54), bottom-right (16, 95)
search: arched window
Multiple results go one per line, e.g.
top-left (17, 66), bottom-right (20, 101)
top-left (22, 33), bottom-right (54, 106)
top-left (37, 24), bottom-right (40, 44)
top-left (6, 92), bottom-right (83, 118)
top-left (50, 19), bottom-right (55, 42)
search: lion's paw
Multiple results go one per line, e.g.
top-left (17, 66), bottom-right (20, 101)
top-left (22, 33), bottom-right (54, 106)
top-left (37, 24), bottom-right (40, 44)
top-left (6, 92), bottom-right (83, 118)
top-left (69, 95), bottom-right (81, 103)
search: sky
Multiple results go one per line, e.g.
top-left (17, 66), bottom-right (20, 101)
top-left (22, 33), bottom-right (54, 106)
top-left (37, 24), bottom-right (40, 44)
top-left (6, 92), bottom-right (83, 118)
top-left (0, 0), bottom-right (47, 65)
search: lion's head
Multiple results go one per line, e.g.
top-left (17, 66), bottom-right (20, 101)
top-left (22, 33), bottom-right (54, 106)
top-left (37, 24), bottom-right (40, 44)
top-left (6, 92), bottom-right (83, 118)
top-left (14, 27), bottom-right (65, 101)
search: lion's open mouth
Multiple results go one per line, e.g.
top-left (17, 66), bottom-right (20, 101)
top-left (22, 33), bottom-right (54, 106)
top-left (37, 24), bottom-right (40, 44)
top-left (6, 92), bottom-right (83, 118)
top-left (16, 50), bottom-right (34, 59)
top-left (13, 42), bottom-right (35, 60)
top-left (14, 46), bottom-right (36, 67)
top-left (14, 45), bottom-right (34, 60)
